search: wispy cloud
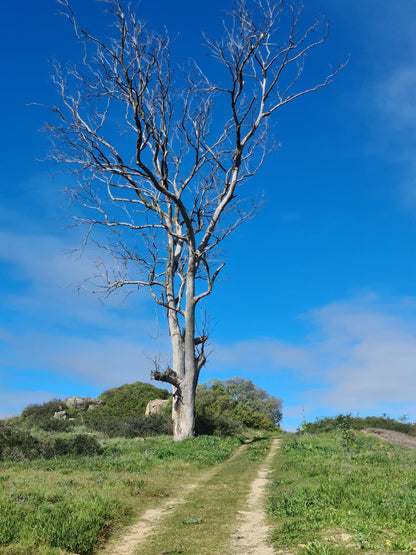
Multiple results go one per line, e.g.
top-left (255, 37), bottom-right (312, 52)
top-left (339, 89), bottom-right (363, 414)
top-left (377, 66), bottom-right (416, 130)
top-left (209, 294), bottom-right (416, 426)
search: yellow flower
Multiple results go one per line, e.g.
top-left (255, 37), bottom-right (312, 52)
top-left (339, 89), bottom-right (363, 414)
top-left (386, 540), bottom-right (391, 546)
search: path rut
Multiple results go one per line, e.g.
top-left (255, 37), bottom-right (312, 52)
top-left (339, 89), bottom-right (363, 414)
top-left (231, 438), bottom-right (280, 554)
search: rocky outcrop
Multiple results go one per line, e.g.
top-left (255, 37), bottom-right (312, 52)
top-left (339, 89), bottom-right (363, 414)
top-left (65, 397), bottom-right (103, 410)
top-left (145, 399), bottom-right (169, 416)
top-left (53, 410), bottom-right (67, 420)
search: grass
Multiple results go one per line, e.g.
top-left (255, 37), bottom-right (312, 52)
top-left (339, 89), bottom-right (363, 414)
top-left (268, 432), bottom-right (416, 554)
top-left (136, 436), bottom-right (273, 555)
top-left (0, 434), bottom-right (240, 554)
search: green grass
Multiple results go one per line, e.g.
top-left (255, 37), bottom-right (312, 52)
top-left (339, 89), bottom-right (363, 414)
top-left (268, 432), bottom-right (416, 554)
top-left (136, 437), bottom-right (273, 555)
top-left (0, 434), bottom-right (240, 554)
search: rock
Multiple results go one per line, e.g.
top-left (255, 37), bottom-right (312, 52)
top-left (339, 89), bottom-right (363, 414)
top-left (65, 397), bottom-right (103, 410)
top-left (145, 399), bottom-right (169, 416)
top-left (54, 410), bottom-right (67, 420)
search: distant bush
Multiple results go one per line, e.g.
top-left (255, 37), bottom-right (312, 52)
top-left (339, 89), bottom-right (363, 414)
top-left (303, 414), bottom-right (414, 435)
top-left (21, 399), bottom-right (64, 421)
top-left (0, 423), bottom-right (42, 461)
top-left (37, 418), bottom-right (75, 432)
top-left (0, 422), bottom-right (102, 460)
top-left (96, 381), bottom-right (170, 417)
top-left (195, 377), bottom-right (282, 436)
top-left (85, 414), bottom-right (172, 437)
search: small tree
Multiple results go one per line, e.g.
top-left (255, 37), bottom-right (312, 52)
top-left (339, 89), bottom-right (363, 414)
top-left (196, 378), bottom-right (282, 435)
top-left (47, 0), bottom-right (343, 440)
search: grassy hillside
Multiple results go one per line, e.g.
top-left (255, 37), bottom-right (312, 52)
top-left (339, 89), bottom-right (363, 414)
top-left (0, 434), bottom-right (240, 554)
top-left (268, 431), bottom-right (416, 554)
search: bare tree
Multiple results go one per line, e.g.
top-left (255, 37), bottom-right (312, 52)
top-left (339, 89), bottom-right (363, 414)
top-left (47, 0), bottom-right (344, 440)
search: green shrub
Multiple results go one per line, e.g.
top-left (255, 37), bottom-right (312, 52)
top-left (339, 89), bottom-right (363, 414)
top-left (0, 423), bottom-right (41, 460)
top-left (195, 377), bottom-right (282, 435)
top-left (0, 422), bottom-right (102, 460)
top-left (37, 417), bottom-right (75, 432)
top-left (85, 414), bottom-right (172, 437)
top-left (303, 414), bottom-right (414, 435)
top-left (21, 399), bottom-right (64, 421)
top-left (96, 381), bottom-right (170, 417)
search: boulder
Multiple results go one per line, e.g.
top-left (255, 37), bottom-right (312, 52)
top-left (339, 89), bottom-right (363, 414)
top-left (145, 399), bottom-right (169, 416)
top-left (65, 397), bottom-right (103, 410)
top-left (54, 410), bottom-right (67, 420)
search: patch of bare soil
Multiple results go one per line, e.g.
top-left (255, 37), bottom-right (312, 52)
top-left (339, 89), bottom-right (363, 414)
top-left (231, 438), bottom-right (281, 554)
top-left (362, 428), bottom-right (416, 449)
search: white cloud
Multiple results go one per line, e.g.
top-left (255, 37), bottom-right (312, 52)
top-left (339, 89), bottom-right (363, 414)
top-left (210, 339), bottom-right (311, 372)
top-left (208, 294), bottom-right (416, 425)
top-left (376, 66), bottom-right (416, 130)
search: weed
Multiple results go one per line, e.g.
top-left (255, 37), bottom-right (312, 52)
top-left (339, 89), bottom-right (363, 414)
top-left (181, 518), bottom-right (203, 525)
top-left (301, 541), bottom-right (335, 555)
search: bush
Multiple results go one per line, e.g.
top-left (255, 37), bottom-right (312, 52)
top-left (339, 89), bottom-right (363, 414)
top-left (21, 399), bottom-right (64, 420)
top-left (0, 422), bottom-right (42, 460)
top-left (85, 414), bottom-right (172, 437)
top-left (37, 417), bottom-right (75, 432)
top-left (303, 414), bottom-right (414, 435)
top-left (0, 422), bottom-right (103, 460)
top-left (195, 377), bottom-right (281, 435)
top-left (45, 435), bottom-right (103, 457)
top-left (96, 381), bottom-right (170, 417)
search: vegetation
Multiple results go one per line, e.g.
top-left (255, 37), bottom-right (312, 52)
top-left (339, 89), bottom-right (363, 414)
top-left (15, 378), bottom-right (280, 439)
top-left (83, 382), bottom-right (172, 437)
top-left (268, 432), bottom-right (416, 554)
top-left (137, 437), bottom-right (273, 554)
top-left (0, 422), bottom-right (103, 461)
top-left (94, 382), bottom-right (170, 417)
top-left (0, 434), bottom-right (240, 554)
top-left (303, 413), bottom-right (416, 436)
top-left (195, 377), bottom-right (282, 436)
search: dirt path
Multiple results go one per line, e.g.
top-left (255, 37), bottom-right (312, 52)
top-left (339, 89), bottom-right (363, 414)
top-left (100, 444), bottom-right (246, 555)
top-left (231, 438), bottom-right (280, 554)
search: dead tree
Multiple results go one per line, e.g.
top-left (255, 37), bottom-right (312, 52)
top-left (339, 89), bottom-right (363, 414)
top-left (47, 0), bottom-right (344, 440)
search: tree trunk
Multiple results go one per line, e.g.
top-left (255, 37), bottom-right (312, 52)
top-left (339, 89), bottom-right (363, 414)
top-left (171, 267), bottom-right (197, 440)
top-left (172, 378), bottom-right (196, 440)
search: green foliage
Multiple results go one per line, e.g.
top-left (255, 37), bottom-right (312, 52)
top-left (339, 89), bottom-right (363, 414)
top-left (269, 433), bottom-right (416, 553)
top-left (195, 377), bottom-right (282, 436)
top-left (21, 399), bottom-right (64, 421)
top-left (96, 381), bottom-right (170, 417)
top-left (0, 423), bottom-right (102, 461)
top-left (1, 434), bottom-right (239, 553)
top-left (0, 422), bottom-right (42, 461)
top-left (303, 413), bottom-right (415, 435)
top-left (85, 414), bottom-right (172, 438)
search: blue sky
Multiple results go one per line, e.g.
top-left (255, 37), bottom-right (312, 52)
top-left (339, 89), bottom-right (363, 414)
top-left (1, 0), bottom-right (416, 431)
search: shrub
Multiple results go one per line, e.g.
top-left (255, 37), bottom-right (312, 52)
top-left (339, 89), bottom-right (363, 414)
top-left (195, 377), bottom-right (282, 435)
top-left (21, 399), bottom-right (64, 420)
top-left (303, 414), bottom-right (414, 435)
top-left (85, 414), bottom-right (172, 437)
top-left (0, 422), bottom-right (41, 460)
top-left (0, 422), bottom-right (103, 460)
top-left (96, 381), bottom-right (170, 417)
